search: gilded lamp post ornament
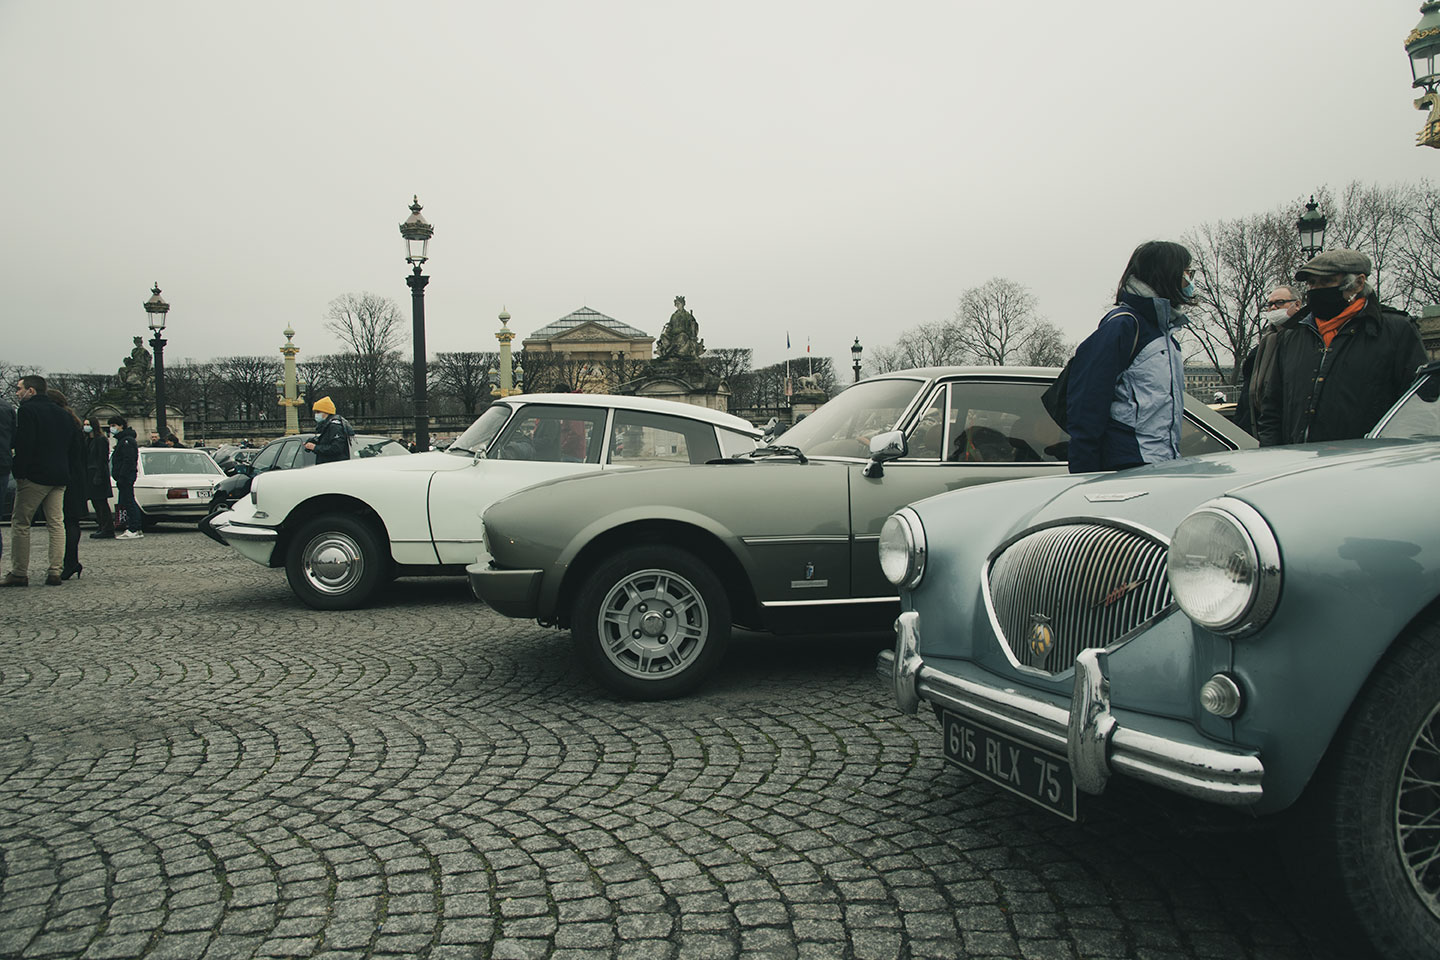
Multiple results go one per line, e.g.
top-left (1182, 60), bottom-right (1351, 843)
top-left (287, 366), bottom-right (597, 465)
top-left (1406, 2), bottom-right (1440, 148)
top-left (276, 325), bottom-right (306, 436)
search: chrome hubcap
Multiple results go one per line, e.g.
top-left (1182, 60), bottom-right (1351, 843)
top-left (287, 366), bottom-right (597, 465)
top-left (596, 568), bottom-right (707, 680)
top-left (1396, 701), bottom-right (1440, 920)
top-left (302, 532), bottom-right (365, 595)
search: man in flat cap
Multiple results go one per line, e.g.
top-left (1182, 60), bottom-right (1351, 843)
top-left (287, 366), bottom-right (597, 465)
top-left (1257, 249), bottom-right (1425, 446)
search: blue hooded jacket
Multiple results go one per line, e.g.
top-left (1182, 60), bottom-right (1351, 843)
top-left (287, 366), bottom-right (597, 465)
top-left (1065, 283), bottom-right (1188, 473)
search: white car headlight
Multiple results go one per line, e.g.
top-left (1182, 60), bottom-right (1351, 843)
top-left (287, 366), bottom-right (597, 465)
top-left (1167, 498), bottom-right (1281, 636)
top-left (879, 508), bottom-right (926, 590)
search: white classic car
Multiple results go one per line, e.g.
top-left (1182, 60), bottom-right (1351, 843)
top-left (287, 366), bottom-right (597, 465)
top-left (134, 448), bottom-right (226, 525)
top-left (204, 393), bottom-right (763, 609)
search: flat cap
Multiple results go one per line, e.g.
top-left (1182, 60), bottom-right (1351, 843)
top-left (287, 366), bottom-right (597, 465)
top-left (1295, 248), bottom-right (1372, 280)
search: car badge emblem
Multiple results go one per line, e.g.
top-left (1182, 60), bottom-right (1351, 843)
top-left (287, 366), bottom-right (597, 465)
top-left (1027, 614), bottom-right (1055, 659)
top-left (1084, 491), bottom-right (1148, 502)
top-left (1095, 579), bottom-right (1144, 609)
top-left (805, 562), bottom-right (815, 580)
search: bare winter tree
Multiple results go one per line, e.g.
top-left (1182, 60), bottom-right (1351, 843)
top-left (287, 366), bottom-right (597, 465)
top-left (433, 351), bottom-right (499, 415)
top-left (324, 292), bottom-right (408, 415)
top-left (1182, 207), bottom-right (1298, 380)
top-left (865, 318), bottom-right (969, 374)
top-left (1323, 181), bottom-right (1417, 306)
top-left (703, 347), bottom-right (753, 385)
top-left (1398, 180), bottom-right (1440, 311)
top-left (1017, 321), bottom-right (1071, 366)
top-left (953, 277), bottom-right (1051, 365)
top-left (214, 355), bottom-right (281, 421)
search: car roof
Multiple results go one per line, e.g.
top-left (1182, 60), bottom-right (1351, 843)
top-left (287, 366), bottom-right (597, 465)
top-left (498, 392), bottom-right (761, 434)
top-left (859, 366), bottom-right (1062, 382)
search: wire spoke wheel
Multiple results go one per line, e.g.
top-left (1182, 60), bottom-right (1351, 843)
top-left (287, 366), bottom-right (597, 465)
top-left (1398, 702), bottom-right (1440, 919)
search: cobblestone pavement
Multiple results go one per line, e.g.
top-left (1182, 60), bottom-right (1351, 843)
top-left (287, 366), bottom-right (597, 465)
top-left (0, 526), bottom-right (1347, 960)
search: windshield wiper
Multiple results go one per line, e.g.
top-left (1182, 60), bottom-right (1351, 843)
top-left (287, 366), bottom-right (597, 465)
top-left (749, 444), bottom-right (809, 464)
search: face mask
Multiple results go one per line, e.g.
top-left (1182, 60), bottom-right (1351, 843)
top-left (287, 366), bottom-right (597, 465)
top-left (1262, 309), bottom-right (1290, 327)
top-left (1307, 286), bottom-right (1349, 321)
top-left (83, 424), bottom-right (92, 433)
top-left (314, 413), bottom-right (326, 423)
top-left (109, 427), bottom-right (119, 437)
top-left (1180, 279), bottom-right (1196, 299)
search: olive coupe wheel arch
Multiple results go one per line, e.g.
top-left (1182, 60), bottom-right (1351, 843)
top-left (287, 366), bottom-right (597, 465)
top-left (1289, 608), bottom-right (1440, 960)
top-left (571, 545), bottom-right (731, 701)
top-left (284, 513), bottom-right (387, 610)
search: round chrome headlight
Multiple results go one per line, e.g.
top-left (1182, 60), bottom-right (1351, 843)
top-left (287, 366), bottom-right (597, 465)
top-left (1167, 498), bottom-right (1281, 636)
top-left (879, 508), bottom-right (926, 590)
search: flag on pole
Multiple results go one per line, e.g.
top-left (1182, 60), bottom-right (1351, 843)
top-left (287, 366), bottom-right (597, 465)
top-left (786, 331), bottom-right (791, 349)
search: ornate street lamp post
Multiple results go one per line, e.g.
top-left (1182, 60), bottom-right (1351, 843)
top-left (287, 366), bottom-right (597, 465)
top-left (850, 337), bottom-right (863, 382)
top-left (1407, 2), bottom-right (1440, 148)
top-left (143, 283), bottom-right (170, 438)
top-left (400, 196), bottom-right (435, 451)
top-left (1296, 196), bottom-right (1327, 261)
top-left (275, 325), bottom-right (307, 436)
top-left (491, 308), bottom-right (525, 397)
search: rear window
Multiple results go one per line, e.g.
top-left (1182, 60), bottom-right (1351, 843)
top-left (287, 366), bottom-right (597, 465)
top-left (141, 451), bottom-right (223, 476)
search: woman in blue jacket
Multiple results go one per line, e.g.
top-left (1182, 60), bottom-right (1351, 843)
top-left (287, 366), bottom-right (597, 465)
top-left (1066, 240), bottom-right (1193, 473)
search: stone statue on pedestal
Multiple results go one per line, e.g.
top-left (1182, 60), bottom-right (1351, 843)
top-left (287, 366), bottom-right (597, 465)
top-left (655, 296), bottom-right (705, 361)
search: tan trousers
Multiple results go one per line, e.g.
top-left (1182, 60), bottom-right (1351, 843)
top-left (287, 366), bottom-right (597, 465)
top-left (11, 479), bottom-right (65, 578)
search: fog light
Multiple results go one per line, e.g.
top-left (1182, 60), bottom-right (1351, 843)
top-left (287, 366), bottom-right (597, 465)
top-left (1200, 674), bottom-right (1243, 718)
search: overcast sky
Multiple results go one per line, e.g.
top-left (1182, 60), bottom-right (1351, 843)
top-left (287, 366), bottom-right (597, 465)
top-left (2, 1), bottom-right (1436, 381)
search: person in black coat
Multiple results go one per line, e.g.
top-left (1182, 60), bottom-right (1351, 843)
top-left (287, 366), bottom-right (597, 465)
top-left (0, 400), bottom-right (12, 568)
top-left (304, 396), bottom-right (353, 465)
top-left (109, 416), bottom-right (143, 539)
top-left (5, 374), bottom-right (79, 586)
top-left (48, 391), bottom-right (88, 579)
top-left (83, 417), bottom-right (115, 538)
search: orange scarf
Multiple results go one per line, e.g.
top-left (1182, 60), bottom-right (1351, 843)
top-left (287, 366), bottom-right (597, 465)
top-left (1315, 297), bottom-right (1366, 347)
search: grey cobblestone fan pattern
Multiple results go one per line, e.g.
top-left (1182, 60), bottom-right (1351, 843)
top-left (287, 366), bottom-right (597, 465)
top-left (0, 529), bottom-right (1339, 959)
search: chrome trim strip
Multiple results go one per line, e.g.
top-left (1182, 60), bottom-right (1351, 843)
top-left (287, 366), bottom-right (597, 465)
top-left (762, 596), bottom-right (897, 608)
top-left (210, 516), bottom-right (278, 541)
top-left (742, 535), bottom-right (851, 544)
top-left (878, 613), bottom-right (1264, 806)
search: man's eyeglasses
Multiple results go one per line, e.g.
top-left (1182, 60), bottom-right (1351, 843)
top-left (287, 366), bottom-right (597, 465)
top-left (1263, 298), bottom-right (1298, 310)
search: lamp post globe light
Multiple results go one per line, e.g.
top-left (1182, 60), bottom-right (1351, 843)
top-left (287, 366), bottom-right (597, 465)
top-left (143, 283), bottom-right (170, 438)
top-left (399, 195), bottom-right (435, 451)
top-left (1407, 2), bottom-right (1440, 148)
top-left (850, 337), bottom-right (863, 382)
top-left (1296, 196), bottom-right (1327, 261)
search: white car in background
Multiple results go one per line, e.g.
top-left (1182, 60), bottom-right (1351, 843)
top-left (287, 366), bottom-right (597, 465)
top-left (205, 393), bottom-right (762, 610)
top-left (134, 448), bottom-right (225, 526)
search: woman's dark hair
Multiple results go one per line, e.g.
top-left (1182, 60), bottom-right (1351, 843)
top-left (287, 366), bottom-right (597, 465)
top-left (1116, 240), bottom-right (1193, 305)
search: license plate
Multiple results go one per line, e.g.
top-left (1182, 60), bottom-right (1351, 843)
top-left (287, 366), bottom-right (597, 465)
top-left (191, 489), bottom-right (208, 499)
top-left (942, 711), bottom-right (1078, 820)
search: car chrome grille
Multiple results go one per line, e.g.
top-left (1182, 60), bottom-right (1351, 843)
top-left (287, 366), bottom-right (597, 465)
top-left (985, 522), bottom-right (1173, 674)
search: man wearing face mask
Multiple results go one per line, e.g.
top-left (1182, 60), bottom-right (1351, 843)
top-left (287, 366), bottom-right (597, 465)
top-left (108, 416), bottom-right (143, 539)
top-left (1257, 249), bottom-right (1426, 447)
top-left (304, 397), bottom-right (353, 465)
top-left (1234, 284), bottom-right (1303, 435)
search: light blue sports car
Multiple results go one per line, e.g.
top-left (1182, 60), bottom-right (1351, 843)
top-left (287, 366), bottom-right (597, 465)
top-left (878, 361), bottom-right (1440, 960)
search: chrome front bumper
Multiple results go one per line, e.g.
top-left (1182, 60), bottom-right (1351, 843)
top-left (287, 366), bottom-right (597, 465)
top-left (878, 611), bottom-right (1264, 807)
top-left (204, 511), bottom-right (279, 565)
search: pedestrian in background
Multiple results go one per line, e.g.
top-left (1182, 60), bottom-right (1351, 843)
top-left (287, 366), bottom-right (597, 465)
top-left (305, 397), bottom-right (353, 464)
top-left (48, 390), bottom-right (88, 580)
top-left (0, 399), bottom-right (12, 569)
top-left (1257, 250), bottom-right (1426, 446)
top-left (5, 374), bottom-right (78, 586)
top-left (1065, 240), bottom-right (1193, 473)
top-left (1235, 284), bottom-right (1303, 437)
top-left (84, 417), bottom-right (115, 539)
top-left (109, 415), bottom-right (143, 540)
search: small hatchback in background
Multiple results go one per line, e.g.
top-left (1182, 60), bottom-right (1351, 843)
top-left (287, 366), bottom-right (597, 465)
top-left (133, 448), bottom-right (225, 526)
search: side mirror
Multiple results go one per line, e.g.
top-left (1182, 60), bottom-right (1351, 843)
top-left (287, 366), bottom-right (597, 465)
top-left (862, 430), bottom-right (907, 478)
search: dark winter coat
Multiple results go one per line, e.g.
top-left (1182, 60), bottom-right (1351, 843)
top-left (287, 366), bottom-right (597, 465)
top-left (62, 423), bottom-right (87, 522)
top-left (0, 402), bottom-right (13, 474)
top-left (110, 428), bottom-right (139, 485)
top-left (86, 433), bottom-right (114, 498)
top-left (12, 392), bottom-right (79, 485)
top-left (1257, 293), bottom-right (1427, 446)
top-left (311, 415), bottom-right (354, 465)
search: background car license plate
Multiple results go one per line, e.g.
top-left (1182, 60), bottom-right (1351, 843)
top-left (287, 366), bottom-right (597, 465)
top-left (942, 711), bottom-right (1078, 820)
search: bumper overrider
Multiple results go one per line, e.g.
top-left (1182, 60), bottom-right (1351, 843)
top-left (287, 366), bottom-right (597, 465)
top-left (203, 510), bottom-right (279, 564)
top-left (467, 562), bottom-right (543, 617)
top-left (878, 611), bottom-right (1264, 807)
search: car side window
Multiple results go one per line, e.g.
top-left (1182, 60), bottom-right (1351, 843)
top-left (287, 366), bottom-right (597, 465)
top-left (905, 387), bottom-right (949, 460)
top-left (273, 440), bottom-right (304, 470)
top-left (1179, 418), bottom-right (1230, 457)
top-left (944, 382), bottom-right (1069, 463)
top-left (608, 410), bottom-right (722, 466)
top-left (716, 427), bottom-right (759, 459)
top-left (491, 405), bottom-right (605, 463)
top-left (251, 442), bottom-right (283, 472)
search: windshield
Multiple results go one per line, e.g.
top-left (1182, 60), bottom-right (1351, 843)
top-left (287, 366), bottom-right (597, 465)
top-left (776, 378), bottom-right (926, 457)
top-left (140, 451), bottom-right (223, 476)
top-left (1372, 371), bottom-right (1440, 440)
top-left (449, 404), bottom-right (514, 456)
